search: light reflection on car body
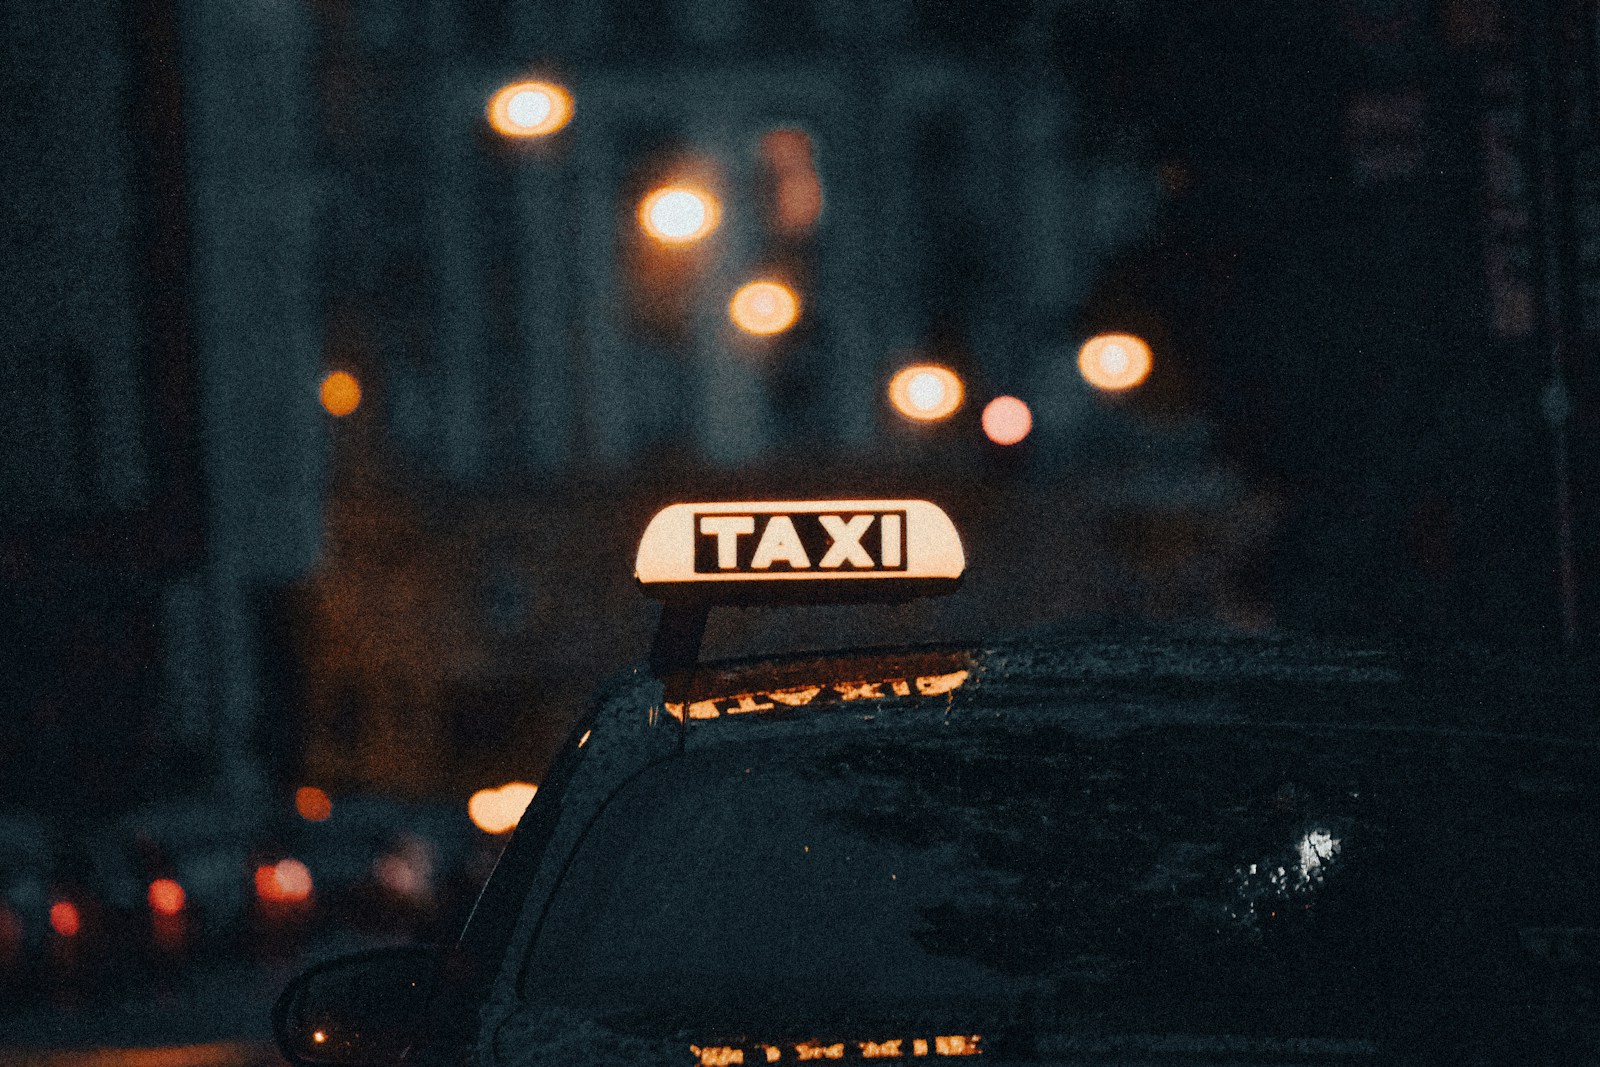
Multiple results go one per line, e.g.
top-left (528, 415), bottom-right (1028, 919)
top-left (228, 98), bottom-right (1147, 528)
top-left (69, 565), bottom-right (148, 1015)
top-left (664, 667), bottom-right (970, 721)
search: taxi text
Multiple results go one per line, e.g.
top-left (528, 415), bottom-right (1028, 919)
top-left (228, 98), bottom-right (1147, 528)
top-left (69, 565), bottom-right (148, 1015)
top-left (695, 512), bottom-right (907, 573)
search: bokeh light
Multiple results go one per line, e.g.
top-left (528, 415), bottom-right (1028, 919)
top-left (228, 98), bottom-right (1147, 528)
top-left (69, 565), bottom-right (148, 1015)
top-left (729, 280), bottom-right (801, 336)
top-left (1078, 333), bottom-right (1153, 392)
top-left (49, 901), bottom-right (80, 938)
top-left (256, 859), bottom-right (313, 904)
top-left (638, 186), bottom-right (720, 244)
top-left (469, 781), bottom-right (538, 834)
top-left (888, 364), bottom-right (964, 422)
top-left (374, 854), bottom-right (428, 900)
top-left (373, 835), bottom-right (434, 901)
top-left (761, 129), bottom-right (824, 234)
top-left (320, 371), bottom-right (361, 417)
top-left (486, 80), bottom-right (573, 138)
top-left (295, 786), bottom-right (333, 822)
top-left (981, 396), bottom-right (1033, 445)
top-left (148, 878), bottom-right (186, 916)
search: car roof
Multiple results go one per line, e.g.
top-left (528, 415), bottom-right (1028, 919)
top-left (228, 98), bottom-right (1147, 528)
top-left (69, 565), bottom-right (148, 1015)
top-left (582, 620), bottom-right (1599, 751)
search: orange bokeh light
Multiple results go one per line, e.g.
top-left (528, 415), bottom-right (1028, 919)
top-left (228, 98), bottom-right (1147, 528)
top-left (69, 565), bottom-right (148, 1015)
top-left (256, 859), bottom-right (313, 905)
top-left (981, 395), bottom-right (1032, 445)
top-left (320, 371), bottom-right (361, 416)
top-left (729, 280), bottom-right (801, 336)
top-left (49, 901), bottom-right (80, 938)
top-left (148, 878), bottom-right (186, 916)
top-left (295, 786), bottom-right (333, 822)
top-left (486, 80), bottom-right (573, 138)
top-left (638, 185), bottom-right (721, 244)
top-left (1077, 333), bottom-right (1153, 392)
top-left (468, 781), bottom-right (538, 834)
top-left (888, 364), bottom-right (964, 422)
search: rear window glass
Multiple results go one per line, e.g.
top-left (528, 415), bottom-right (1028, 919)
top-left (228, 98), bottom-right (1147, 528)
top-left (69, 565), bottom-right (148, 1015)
top-left (517, 714), bottom-right (1597, 1047)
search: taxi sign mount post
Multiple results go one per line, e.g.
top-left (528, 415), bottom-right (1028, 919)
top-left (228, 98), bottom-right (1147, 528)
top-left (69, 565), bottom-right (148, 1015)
top-left (636, 500), bottom-right (966, 675)
top-left (650, 602), bottom-right (711, 676)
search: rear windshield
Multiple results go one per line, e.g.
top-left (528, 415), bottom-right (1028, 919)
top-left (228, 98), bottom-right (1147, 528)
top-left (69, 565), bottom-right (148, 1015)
top-left (516, 712), bottom-right (1597, 1049)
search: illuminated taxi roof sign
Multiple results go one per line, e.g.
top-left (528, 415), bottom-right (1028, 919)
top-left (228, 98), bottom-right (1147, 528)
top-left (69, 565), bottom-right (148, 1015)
top-left (636, 500), bottom-right (965, 604)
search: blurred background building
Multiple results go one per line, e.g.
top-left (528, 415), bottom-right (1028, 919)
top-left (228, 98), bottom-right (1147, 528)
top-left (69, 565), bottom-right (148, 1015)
top-left (1, 0), bottom-right (323, 827)
top-left (2, 0), bottom-right (1595, 834)
top-left (311, 0), bottom-right (1162, 473)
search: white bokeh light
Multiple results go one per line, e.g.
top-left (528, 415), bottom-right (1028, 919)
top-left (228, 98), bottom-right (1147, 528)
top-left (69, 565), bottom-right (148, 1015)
top-left (506, 88), bottom-right (553, 129)
top-left (907, 372), bottom-right (947, 412)
top-left (888, 364), bottom-right (963, 422)
top-left (646, 189), bottom-right (712, 241)
top-left (1078, 333), bottom-right (1153, 392)
top-left (486, 80), bottom-right (572, 138)
top-left (729, 280), bottom-right (800, 336)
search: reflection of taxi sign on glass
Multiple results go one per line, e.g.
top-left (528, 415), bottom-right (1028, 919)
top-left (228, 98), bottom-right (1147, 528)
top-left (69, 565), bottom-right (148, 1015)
top-left (638, 500), bottom-right (966, 674)
top-left (637, 500), bottom-right (964, 596)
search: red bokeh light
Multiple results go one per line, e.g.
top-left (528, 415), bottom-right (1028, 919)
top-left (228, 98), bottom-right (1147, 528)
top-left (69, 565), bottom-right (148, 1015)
top-left (256, 859), bottom-right (314, 905)
top-left (148, 878), bottom-right (186, 916)
top-left (49, 900), bottom-right (80, 938)
top-left (295, 786), bottom-right (333, 822)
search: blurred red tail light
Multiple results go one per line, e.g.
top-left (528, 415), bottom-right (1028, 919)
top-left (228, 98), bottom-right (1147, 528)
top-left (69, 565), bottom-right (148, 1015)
top-left (148, 878), bottom-right (186, 916)
top-left (48, 900), bottom-right (80, 938)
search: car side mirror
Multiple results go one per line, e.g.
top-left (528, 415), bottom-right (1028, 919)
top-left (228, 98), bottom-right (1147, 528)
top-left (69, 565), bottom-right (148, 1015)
top-left (273, 945), bottom-right (441, 1066)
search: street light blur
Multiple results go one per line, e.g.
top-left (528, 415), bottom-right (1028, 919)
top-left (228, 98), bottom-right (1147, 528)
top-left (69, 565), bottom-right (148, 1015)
top-left (888, 364), bottom-right (964, 422)
top-left (1078, 333), bottom-right (1153, 392)
top-left (486, 80), bottom-right (573, 138)
top-left (638, 185), bottom-right (721, 244)
top-left (320, 371), bottom-right (361, 416)
top-left (981, 396), bottom-right (1033, 445)
top-left (469, 781), bottom-right (538, 834)
top-left (729, 280), bottom-right (801, 336)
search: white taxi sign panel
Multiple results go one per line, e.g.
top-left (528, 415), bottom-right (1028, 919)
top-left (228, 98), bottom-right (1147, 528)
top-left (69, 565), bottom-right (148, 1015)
top-left (636, 500), bottom-right (964, 601)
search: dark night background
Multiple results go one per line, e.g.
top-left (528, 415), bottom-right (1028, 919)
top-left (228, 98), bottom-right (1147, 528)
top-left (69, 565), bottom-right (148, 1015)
top-left (1, 0), bottom-right (1597, 1055)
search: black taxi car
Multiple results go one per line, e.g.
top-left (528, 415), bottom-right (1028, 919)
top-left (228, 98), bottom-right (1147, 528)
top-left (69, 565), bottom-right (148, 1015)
top-left (275, 501), bottom-right (1599, 1066)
